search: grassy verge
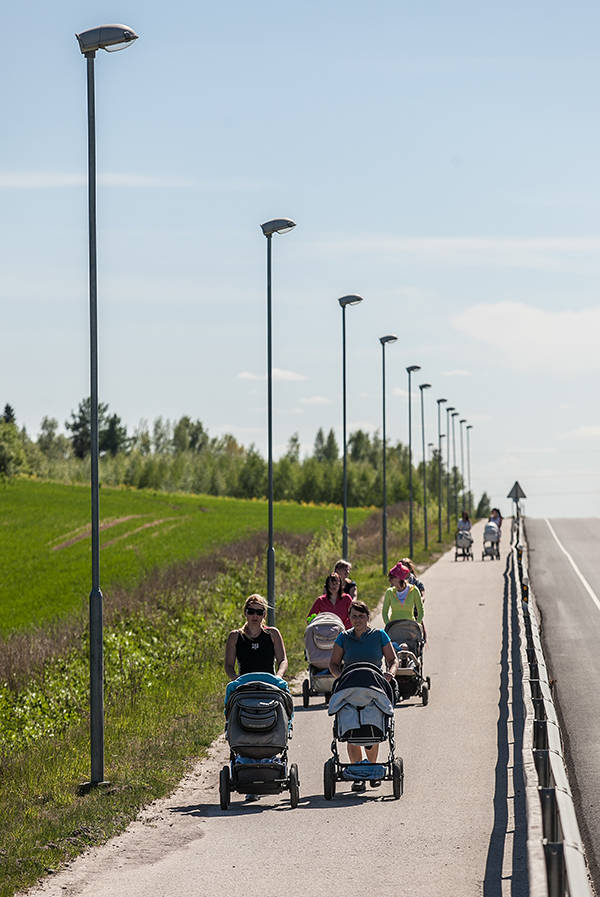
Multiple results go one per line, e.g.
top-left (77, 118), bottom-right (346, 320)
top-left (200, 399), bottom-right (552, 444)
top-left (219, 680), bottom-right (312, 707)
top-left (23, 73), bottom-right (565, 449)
top-left (1, 507), bottom-right (455, 896)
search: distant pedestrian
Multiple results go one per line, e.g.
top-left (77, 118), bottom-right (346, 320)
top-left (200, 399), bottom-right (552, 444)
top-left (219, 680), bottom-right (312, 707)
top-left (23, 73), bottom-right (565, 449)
top-left (383, 563), bottom-right (424, 625)
top-left (334, 559), bottom-right (357, 600)
top-left (307, 573), bottom-right (353, 628)
top-left (400, 557), bottom-right (425, 598)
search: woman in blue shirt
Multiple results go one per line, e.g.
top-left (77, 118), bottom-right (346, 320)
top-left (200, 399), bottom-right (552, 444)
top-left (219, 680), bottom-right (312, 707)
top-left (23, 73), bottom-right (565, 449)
top-left (329, 600), bottom-right (398, 790)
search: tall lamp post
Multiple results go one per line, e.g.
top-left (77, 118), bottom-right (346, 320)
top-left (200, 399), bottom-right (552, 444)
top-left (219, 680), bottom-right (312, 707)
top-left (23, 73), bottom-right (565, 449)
top-left (436, 398), bottom-right (446, 542)
top-left (419, 383), bottom-right (431, 549)
top-left (466, 425), bottom-right (473, 517)
top-left (76, 23), bottom-right (139, 788)
top-left (380, 334), bottom-right (398, 574)
top-left (451, 411), bottom-right (459, 525)
top-left (406, 365), bottom-right (421, 558)
top-left (260, 218), bottom-right (297, 627)
top-left (339, 295), bottom-right (364, 559)
top-left (459, 418), bottom-right (466, 514)
top-left (445, 405), bottom-right (454, 532)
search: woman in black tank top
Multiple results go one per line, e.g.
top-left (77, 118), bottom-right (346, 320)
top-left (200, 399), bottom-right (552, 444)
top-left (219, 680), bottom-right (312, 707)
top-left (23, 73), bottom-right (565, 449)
top-left (225, 594), bottom-right (288, 680)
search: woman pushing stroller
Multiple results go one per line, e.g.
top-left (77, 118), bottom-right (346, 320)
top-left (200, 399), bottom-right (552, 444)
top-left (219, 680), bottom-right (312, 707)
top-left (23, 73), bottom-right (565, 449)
top-left (329, 600), bottom-right (398, 791)
top-left (383, 562), bottom-right (424, 625)
top-left (225, 594), bottom-right (288, 680)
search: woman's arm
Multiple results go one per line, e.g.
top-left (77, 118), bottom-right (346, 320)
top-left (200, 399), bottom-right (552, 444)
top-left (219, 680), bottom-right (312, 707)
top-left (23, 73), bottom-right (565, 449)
top-left (329, 642), bottom-right (344, 679)
top-left (412, 586), bottom-right (424, 623)
top-left (269, 627), bottom-right (288, 677)
top-left (224, 630), bottom-right (239, 680)
top-left (382, 588), bottom-right (392, 624)
top-left (382, 641), bottom-right (399, 681)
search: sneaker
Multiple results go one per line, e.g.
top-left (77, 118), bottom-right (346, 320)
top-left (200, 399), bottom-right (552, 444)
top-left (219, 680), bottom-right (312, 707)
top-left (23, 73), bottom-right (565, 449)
top-left (369, 780), bottom-right (382, 788)
top-left (351, 780), bottom-right (366, 793)
top-left (245, 793), bottom-right (260, 802)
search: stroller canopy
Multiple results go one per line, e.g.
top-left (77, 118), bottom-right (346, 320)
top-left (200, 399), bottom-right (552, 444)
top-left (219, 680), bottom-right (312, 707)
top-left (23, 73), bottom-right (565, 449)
top-left (304, 612), bottom-right (346, 667)
top-left (385, 619), bottom-right (424, 656)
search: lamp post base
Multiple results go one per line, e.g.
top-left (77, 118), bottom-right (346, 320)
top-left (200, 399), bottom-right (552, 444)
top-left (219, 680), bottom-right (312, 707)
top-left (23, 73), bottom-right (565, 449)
top-left (78, 780), bottom-right (111, 795)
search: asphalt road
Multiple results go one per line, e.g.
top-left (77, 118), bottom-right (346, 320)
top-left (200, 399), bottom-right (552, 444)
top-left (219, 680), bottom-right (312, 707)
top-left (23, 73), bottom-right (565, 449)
top-left (24, 521), bottom-right (528, 897)
top-left (525, 518), bottom-right (600, 893)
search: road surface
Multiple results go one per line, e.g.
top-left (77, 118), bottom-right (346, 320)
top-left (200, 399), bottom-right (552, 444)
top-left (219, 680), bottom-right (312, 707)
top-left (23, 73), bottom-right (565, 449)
top-left (525, 517), bottom-right (600, 894)
top-left (24, 521), bottom-right (527, 897)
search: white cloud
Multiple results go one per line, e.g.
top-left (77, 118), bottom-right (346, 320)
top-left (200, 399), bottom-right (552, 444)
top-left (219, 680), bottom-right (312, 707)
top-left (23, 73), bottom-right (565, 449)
top-left (300, 396), bottom-right (332, 405)
top-left (238, 368), bottom-right (308, 382)
top-left (557, 426), bottom-right (600, 441)
top-left (442, 369), bottom-right (472, 377)
top-left (453, 301), bottom-right (600, 371)
top-left (317, 235), bottom-right (600, 274)
top-left (392, 387), bottom-right (410, 398)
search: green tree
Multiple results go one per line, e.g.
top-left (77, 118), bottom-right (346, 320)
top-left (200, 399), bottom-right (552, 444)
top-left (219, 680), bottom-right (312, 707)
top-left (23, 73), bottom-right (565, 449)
top-left (66, 398), bottom-right (109, 460)
top-left (0, 421), bottom-right (29, 476)
top-left (313, 427), bottom-right (326, 461)
top-left (285, 432), bottom-right (300, 463)
top-left (37, 417), bottom-right (71, 460)
top-left (152, 417), bottom-right (172, 454)
top-left (476, 492), bottom-right (491, 518)
top-left (323, 429), bottom-right (339, 462)
top-left (101, 414), bottom-right (128, 457)
top-left (2, 404), bottom-right (16, 424)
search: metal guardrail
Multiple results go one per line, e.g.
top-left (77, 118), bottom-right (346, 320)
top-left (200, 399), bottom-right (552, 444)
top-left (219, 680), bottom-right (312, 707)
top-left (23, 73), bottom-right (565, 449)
top-left (512, 510), bottom-right (593, 897)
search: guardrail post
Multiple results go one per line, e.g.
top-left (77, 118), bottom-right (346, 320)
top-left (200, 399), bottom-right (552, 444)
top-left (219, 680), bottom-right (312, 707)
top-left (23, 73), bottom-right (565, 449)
top-left (540, 788), bottom-right (559, 842)
top-left (533, 750), bottom-right (550, 788)
top-left (534, 719), bottom-right (548, 750)
top-left (543, 841), bottom-right (565, 897)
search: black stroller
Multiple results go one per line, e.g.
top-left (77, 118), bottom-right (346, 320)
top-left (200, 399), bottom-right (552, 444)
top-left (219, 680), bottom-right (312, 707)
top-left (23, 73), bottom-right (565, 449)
top-left (385, 619), bottom-right (430, 705)
top-left (220, 674), bottom-right (299, 809)
top-left (323, 663), bottom-right (403, 800)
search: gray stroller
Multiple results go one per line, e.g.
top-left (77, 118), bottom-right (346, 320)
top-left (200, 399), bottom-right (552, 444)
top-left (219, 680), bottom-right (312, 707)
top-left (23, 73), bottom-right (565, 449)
top-left (220, 674), bottom-right (299, 809)
top-left (303, 612), bottom-right (345, 707)
top-left (455, 530), bottom-right (474, 561)
top-left (385, 619), bottom-right (429, 705)
top-left (482, 521), bottom-right (501, 560)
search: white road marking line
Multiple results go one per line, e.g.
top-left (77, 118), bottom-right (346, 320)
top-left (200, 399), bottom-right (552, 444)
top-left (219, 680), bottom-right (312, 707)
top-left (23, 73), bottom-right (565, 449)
top-left (544, 518), bottom-right (600, 615)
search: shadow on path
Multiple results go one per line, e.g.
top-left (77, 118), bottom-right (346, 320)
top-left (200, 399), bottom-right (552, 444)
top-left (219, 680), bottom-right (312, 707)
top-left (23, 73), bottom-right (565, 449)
top-left (483, 550), bottom-right (528, 896)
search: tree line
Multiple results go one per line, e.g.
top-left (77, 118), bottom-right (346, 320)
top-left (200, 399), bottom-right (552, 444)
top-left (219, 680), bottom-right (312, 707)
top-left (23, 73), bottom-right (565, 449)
top-left (0, 400), bottom-right (491, 515)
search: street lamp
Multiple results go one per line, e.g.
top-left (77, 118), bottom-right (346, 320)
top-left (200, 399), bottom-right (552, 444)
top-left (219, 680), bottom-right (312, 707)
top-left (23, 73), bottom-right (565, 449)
top-left (419, 384), bottom-right (431, 549)
top-left (406, 365), bottom-right (421, 558)
top-left (459, 419), bottom-right (466, 515)
top-left (451, 411), bottom-right (459, 525)
top-left (466, 425), bottom-right (473, 517)
top-left (436, 398), bottom-right (447, 542)
top-left (339, 295), bottom-right (364, 559)
top-left (76, 22), bottom-right (138, 790)
top-left (380, 334), bottom-right (398, 574)
top-left (260, 218), bottom-right (297, 627)
top-left (445, 406), bottom-right (454, 532)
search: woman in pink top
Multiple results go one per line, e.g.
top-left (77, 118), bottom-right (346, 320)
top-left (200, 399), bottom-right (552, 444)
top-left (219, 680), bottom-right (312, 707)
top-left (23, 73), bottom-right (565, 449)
top-left (307, 573), bottom-right (353, 629)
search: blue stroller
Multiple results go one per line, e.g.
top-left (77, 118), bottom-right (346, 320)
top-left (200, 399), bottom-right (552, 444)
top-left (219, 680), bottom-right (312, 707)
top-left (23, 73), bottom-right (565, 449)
top-left (220, 673), bottom-right (299, 809)
top-left (323, 664), bottom-right (403, 800)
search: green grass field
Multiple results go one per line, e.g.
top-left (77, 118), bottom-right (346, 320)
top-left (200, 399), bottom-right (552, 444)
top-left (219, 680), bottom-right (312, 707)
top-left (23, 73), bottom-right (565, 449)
top-left (0, 479), bottom-right (372, 634)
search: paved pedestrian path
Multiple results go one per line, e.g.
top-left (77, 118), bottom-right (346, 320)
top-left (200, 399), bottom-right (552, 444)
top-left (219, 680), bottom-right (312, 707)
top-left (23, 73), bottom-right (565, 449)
top-left (24, 521), bottom-right (528, 897)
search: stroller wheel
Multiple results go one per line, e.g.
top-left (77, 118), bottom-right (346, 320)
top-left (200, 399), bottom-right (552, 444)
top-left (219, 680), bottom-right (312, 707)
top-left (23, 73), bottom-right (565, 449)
top-left (421, 684), bottom-right (429, 706)
top-left (289, 763), bottom-right (300, 809)
top-left (426, 676), bottom-right (431, 689)
top-left (219, 766), bottom-right (230, 811)
top-left (323, 758), bottom-right (336, 801)
top-left (392, 758), bottom-right (404, 800)
top-left (302, 678), bottom-right (310, 708)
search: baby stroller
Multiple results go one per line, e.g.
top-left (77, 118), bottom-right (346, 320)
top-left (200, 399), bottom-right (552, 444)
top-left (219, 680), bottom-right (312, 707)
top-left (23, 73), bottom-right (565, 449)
top-left (323, 663), bottom-right (403, 800)
top-left (303, 612), bottom-right (345, 707)
top-left (385, 619), bottom-right (429, 705)
top-left (482, 521), bottom-right (501, 560)
top-left (455, 530), bottom-right (474, 561)
top-left (220, 673), bottom-right (299, 809)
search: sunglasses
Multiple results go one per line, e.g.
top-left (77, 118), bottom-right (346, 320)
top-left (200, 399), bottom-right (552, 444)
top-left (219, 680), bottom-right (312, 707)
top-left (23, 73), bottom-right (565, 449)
top-left (246, 607), bottom-right (265, 616)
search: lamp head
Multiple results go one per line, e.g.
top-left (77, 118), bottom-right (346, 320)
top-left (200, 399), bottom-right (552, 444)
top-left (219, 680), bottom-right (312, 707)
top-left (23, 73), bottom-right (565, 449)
top-left (379, 334), bottom-right (398, 345)
top-left (406, 365), bottom-right (421, 373)
top-left (260, 218), bottom-right (296, 236)
top-left (452, 411), bottom-right (459, 417)
top-left (467, 425), bottom-right (473, 430)
top-left (446, 406), bottom-right (455, 412)
top-left (460, 418), bottom-right (466, 424)
top-left (338, 294), bottom-right (363, 308)
top-left (419, 383), bottom-right (431, 391)
top-left (76, 24), bottom-right (138, 54)
top-left (437, 397), bottom-right (447, 405)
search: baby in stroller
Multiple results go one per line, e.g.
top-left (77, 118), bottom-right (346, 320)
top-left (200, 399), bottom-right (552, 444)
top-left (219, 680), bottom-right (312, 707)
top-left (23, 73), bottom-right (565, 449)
top-left (219, 672), bottom-right (299, 809)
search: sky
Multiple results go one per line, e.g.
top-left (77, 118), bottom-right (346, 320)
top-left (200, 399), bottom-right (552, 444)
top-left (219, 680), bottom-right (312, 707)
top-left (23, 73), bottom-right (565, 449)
top-left (3, 0), bottom-right (600, 518)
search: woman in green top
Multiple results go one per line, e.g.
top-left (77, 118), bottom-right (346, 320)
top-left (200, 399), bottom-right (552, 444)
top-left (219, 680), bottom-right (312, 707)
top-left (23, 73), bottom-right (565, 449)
top-left (382, 562), bottom-right (424, 624)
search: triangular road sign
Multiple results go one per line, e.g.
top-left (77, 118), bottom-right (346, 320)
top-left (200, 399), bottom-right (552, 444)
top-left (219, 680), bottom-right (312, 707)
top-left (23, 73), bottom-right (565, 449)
top-left (507, 481), bottom-right (526, 501)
